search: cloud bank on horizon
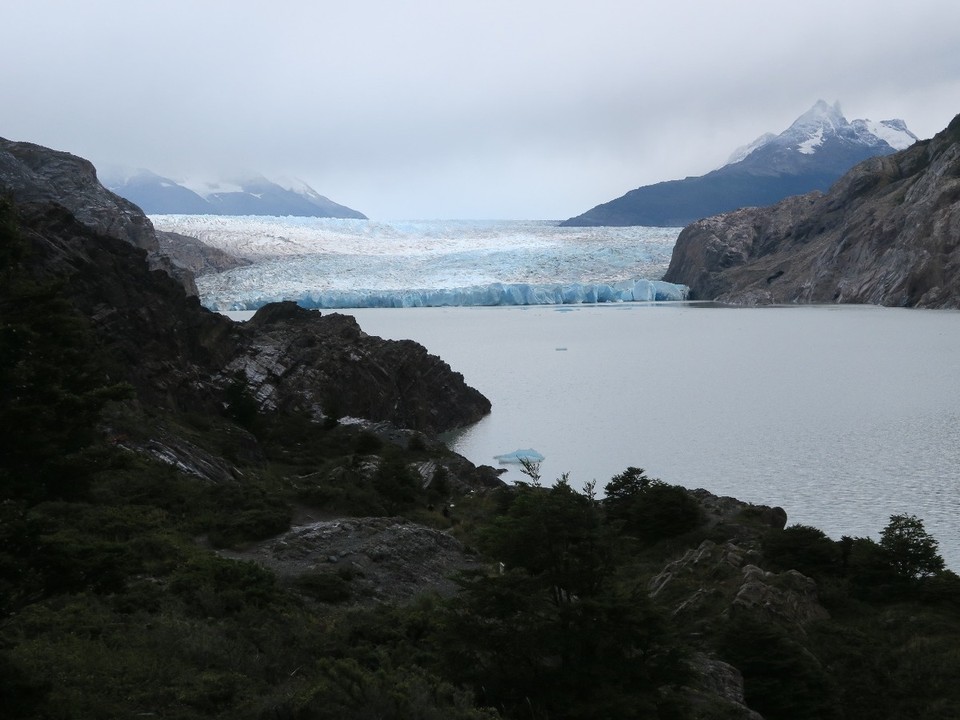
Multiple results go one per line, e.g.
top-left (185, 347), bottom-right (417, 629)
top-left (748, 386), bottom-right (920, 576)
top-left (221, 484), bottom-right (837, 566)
top-left (3, 0), bottom-right (959, 220)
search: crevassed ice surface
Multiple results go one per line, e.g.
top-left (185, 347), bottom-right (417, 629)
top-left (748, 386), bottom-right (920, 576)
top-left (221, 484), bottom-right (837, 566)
top-left (150, 216), bottom-right (686, 310)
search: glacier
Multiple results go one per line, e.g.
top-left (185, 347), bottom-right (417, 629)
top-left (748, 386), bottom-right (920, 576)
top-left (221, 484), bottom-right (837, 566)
top-left (150, 215), bottom-right (687, 310)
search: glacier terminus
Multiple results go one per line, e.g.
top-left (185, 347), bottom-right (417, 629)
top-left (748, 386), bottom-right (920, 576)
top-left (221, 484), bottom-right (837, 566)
top-left (150, 216), bottom-right (688, 310)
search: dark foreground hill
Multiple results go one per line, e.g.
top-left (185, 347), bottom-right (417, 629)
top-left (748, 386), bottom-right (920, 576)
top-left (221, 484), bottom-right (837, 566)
top-left (3, 138), bottom-right (960, 720)
top-left (664, 112), bottom-right (960, 307)
top-left (562, 101), bottom-right (916, 227)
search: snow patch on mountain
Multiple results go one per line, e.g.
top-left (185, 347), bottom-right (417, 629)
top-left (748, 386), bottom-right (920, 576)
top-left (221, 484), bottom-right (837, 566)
top-left (180, 178), bottom-right (245, 197)
top-left (724, 132), bottom-right (777, 165)
top-left (797, 127), bottom-right (825, 155)
top-left (855, 118), bottom-right (917, 150)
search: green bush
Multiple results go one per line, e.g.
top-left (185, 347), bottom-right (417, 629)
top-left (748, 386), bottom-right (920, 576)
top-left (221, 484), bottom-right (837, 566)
top-left (169, 554), bottom-right (279, 618)
top-left (604, 469), bottom-right (703, 543)
top-left (763, 524), bottom-right (842, 580)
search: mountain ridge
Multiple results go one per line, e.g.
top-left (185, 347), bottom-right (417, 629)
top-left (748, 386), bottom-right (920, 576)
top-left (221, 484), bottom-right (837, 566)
top-left (562, 100), bottom-right (918, 227)
top-left (102, 167), bottom-right (368, 219)
top-left (662, 111), bottom-right (960, 307)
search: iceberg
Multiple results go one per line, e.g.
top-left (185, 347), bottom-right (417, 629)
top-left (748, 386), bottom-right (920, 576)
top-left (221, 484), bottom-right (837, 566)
top-left (494, 448), bottom-right (546, 465)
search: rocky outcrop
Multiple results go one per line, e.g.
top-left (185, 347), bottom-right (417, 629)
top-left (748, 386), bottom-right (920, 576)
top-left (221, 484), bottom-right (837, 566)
top-left (692, 489), bottom-right (788, 534)
top-left (0, 138), bottom-right (156, 252)
top-left (663, 113), bottom-right (960, 307)
top-left (6, 202), bottom-right (490, 435)
top-left (156, 230), bottom-right (250, 276)
top-left (0, 137), bottom-right (199, 294)
top-left (2, 138), bottom-right (493, 434)
top-left (229, 301), bottom-right (491, 435)
top-left (11, 200), bottom-right (237, 413)
top-left (648, 530), bottom-right (828, 720)
top-left (681, 653), bottom-right (765, 720)
top-left (222, 516), bottom-right (484, 604)
top-left (649, 491), bottom-right (820, 630)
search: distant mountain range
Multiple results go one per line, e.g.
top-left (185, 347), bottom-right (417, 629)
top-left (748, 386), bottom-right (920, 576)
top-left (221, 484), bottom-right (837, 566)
top-left (561, 100), bottom-right (918, 227)
top-left (101, 169), bottom-right (367, 219)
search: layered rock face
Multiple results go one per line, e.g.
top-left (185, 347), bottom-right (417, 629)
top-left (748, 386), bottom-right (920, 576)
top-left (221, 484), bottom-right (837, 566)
top-left (233, 302), bottom-right (491, 435)
top-left (0, 137), bottom-right (199, 294)
top-left (663, 113), bottom-right (960, 308)
top-left (0, 138), bottom-right (155, 251)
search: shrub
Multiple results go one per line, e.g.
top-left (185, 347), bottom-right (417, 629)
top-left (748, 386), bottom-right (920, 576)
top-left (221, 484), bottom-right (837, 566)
top-left (879, 513), bottom-right (945, 581)
top-left (604, 469), bottom-right (703, 543)
top-left (763, 524), bottom-right (842, 580)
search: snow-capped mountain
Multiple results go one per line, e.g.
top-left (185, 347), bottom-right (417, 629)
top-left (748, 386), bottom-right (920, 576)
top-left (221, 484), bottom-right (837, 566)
top-left (102, 168), bottom-right (367, 219)
top-left (562, 100), bottom-right (918, 227)
top-left (730, 100), bottom-right (916, 173)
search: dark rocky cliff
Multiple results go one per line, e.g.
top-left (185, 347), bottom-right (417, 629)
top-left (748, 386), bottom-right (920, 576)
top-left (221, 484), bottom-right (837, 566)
top-left (0, 137), bottom-right (200, 295)
top-left (1, 141), bottom-right (491, 434)
top-left (663, 113), bottom-right (960, 307)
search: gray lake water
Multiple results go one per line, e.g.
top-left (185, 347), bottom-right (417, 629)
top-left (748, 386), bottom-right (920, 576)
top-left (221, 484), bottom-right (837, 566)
top-left (342, 303), bottom-right (960, 569)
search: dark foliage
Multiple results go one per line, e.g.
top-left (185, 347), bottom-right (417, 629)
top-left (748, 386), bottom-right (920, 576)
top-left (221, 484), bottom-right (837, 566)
top-left (603, 467), bottom-right (703, 542)
top-left (719, 616), bottom-right (840, 720)
top-left (763, 524), bottom-right (842, 581)
top-left (0, 200), bottom-right (132, 503)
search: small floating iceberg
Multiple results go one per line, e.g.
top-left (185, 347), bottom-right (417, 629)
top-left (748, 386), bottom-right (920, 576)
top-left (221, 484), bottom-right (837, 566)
top-left (494, 448), bottom-right (545, 464)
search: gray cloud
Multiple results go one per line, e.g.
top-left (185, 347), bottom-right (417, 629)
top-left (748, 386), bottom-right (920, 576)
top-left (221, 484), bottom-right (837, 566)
top-left (3, 0), bottom-right (959, 218)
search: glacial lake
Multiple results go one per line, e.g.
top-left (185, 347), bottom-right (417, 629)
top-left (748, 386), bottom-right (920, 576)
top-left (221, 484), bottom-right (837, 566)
top-left (337, 303), bottom-right (960, 570)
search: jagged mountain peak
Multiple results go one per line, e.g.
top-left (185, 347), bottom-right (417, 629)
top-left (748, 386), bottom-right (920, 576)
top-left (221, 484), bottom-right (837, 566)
top-left (791, 99), bottom-right (846, 129)
top-left (562, 100), bottom-right (919, 227)
top-left (732, 100), bottom-right (917, 164)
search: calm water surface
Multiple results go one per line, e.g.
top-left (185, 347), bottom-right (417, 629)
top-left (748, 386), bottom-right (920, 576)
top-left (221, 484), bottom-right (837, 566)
top-left (343, 303), bottom-right (960, 568)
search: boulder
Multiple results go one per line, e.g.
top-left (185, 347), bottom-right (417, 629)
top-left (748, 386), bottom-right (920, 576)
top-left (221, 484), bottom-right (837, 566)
top-left (222, 516), bottom-right (484, 604)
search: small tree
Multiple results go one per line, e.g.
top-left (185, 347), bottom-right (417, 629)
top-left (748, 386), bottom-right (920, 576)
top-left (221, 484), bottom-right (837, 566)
top-left (879, 513), bottom-right (945, 581)
top-left (518, 457), bottom-right (542, 487)
top-left (603, 467), bottom-right (702, 542)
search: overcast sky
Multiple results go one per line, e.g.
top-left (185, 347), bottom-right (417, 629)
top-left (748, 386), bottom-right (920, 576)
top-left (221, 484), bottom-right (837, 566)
top-left (3, 1), bottom-right (959, 219)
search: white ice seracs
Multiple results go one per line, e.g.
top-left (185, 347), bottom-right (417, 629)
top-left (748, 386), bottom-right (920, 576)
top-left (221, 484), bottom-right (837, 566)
top-left (205, 278), bottom-right (688, 311)
top-left (156, 216), bottom-right (687, 310)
